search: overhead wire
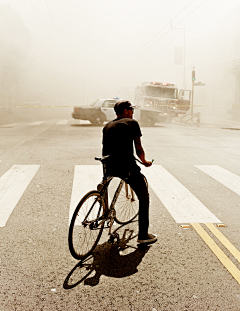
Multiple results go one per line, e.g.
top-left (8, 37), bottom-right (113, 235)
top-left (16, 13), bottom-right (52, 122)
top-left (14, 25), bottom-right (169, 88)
top-left (44, 0), bottom-right (61, 40)
top-left (133, 0), bottom-right (209, 58)
top-left (132, 28), bottom-right (214, 59)
top-left (29, 0), bottom-right (52, 39)
top-left (28, 0), bottom-right (64, 76)
top-left (139, 0), bottom-right (196, 51)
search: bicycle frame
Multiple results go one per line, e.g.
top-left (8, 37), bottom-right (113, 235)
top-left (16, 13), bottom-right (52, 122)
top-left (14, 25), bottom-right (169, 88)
top-left (82, 156), bottom-right (131, 238)
top-left (97, 176), bottom-right (124, 235)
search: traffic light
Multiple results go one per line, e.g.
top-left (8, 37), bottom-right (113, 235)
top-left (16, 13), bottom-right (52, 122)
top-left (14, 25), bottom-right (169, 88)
top-left (192, 69), bottom-right (195, 81)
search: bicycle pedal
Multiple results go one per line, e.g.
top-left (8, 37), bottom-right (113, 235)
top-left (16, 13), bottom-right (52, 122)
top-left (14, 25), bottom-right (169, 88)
top-left (108, 236), bottom-right (114, 244)
top-left (108, 233), bottom-right (119, 244)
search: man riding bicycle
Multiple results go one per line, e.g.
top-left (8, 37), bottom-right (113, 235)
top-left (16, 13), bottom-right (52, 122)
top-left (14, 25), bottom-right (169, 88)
top-left (102, 100), bottom-right (157, 244)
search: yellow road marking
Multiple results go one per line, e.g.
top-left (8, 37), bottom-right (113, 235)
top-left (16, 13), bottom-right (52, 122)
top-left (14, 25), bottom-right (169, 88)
top-left (205, 223), bottom-right (240, 264)
top-left (191, 223), bottom-right (240, 285)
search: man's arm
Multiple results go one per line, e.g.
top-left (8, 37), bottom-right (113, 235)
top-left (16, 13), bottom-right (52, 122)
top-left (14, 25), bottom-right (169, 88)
top-left (134, 137), bottom-right (152, 167)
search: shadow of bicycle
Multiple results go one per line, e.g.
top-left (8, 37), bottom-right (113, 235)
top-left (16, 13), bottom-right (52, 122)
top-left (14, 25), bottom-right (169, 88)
top-left (63, 224), bottom-right (150, 289)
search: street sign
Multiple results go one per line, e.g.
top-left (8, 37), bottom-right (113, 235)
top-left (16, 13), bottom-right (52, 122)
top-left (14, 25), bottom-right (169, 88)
top-left (194, 82), bottom-right (205, 86)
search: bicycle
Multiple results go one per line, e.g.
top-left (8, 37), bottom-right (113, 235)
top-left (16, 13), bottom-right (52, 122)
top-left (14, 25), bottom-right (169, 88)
top-left (68, 155), bottom-right (139, 260)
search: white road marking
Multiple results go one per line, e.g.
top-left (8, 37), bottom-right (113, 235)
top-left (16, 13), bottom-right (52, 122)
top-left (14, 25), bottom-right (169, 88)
top-left (30, 121), bottom-right (45, 125)
top-left (0, 123), bottom-right (19, 128)
top-left (195, 165), bottom-right (240, 196)
top-left (79, 120), bottom-right (90, 124)
top-left (142, 165), bottom-right (221, 224)
top-left (69, 165), bottom-right (102, 222)
top-left (0, 165), bottom-right (40, 227)
top-left (56, 119), bottom-right (69, 125)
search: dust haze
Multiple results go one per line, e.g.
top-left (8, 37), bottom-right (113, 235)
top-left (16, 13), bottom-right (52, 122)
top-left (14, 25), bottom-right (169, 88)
top-left (0, 0), bottom-right (240, 124)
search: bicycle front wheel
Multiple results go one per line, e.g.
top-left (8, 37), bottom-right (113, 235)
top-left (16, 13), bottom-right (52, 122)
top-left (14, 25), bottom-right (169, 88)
top-left (109, 178), bottom-right (139, 225)
top-left (68, 190), bottom-right (104, 260)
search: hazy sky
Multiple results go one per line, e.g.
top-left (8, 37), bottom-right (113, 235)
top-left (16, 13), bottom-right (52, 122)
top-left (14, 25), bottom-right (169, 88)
top-left (1, 0), bottom-right (240, 104)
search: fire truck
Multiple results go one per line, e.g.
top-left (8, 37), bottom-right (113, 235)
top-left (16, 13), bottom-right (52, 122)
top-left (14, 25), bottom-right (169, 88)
top-left (134, 81), bottom-right (191, 123)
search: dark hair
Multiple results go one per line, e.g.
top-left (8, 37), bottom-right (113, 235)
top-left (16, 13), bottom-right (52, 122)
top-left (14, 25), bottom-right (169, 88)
top-left (114, 100), bottom-right (132, 115)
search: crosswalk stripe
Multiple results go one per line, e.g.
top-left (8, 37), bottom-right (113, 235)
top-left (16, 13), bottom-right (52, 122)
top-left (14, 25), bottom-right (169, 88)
top-left (0, 165), bottom-right (40, 227)
top-left (69, 165), bottom-right (102, 223)
top-left (0, 164), bottom-right (235, 227)
top-left (141, 165), bottom-right (221, 224)
top-left (68, 165), bottom-right (221, 225)
top-left (56, 120), bottom-right (69, 125)
top-left (30, 121), bottom-right (45, 125)
top-left (195, 165), bottom-right (240, 196)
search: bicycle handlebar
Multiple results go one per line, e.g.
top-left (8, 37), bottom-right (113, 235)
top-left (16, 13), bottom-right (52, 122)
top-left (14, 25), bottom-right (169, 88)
top-left (95, 155), bottom-right (154, 166)
top-left (135, 157), bottom-right (154, 165)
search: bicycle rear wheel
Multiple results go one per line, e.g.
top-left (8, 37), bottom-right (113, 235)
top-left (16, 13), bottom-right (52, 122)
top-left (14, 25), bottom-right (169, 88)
top-left (108, 178), bottom-right (139, 225)
top-left (68, 190), bottom-right (105, 260)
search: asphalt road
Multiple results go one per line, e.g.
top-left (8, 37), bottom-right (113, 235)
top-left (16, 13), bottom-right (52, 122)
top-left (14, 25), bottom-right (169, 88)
top-left (1, 117), bottom-right (240, 311)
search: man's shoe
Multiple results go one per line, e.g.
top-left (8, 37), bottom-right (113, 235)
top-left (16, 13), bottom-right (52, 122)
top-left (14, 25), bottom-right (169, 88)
top-left (137, 233), bottom-right (157, 244)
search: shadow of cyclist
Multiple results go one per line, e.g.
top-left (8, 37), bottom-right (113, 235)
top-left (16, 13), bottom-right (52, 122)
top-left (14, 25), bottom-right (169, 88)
top-left (63, 227), bottom-right (150, 289)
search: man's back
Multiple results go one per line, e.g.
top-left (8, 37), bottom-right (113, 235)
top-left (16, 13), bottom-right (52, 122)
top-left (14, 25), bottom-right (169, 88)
top-left (102, 117), bottom-right (142, 176)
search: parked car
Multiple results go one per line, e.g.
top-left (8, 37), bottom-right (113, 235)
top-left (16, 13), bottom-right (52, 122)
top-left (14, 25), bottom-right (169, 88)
top-left (72, 98), bottom-right (138, 125)
top-left (72, 98), bottom-right (167, 126)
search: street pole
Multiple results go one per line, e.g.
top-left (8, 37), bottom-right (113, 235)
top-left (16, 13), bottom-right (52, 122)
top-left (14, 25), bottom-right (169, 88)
top-left (191, 67), bottom-right (195, 119)
top-left (172, 27), bottom-right (186, 89)
top-left (191, 79), bottom-right (194, 119)
top-left (183, 27), bottom-right (186, 89)
top-left (83, 79), bottom-right (84, 105)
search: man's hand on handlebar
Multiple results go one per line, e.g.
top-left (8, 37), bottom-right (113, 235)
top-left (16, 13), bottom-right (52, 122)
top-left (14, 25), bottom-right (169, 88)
top-left (134, 137), bottom-right (154, 168)
top-left (142, 159), bottom-right (152, 167)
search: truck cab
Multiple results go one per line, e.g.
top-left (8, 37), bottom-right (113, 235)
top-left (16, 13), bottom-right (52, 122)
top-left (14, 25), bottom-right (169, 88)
top-left (134, 81), bottom-right (191, 123)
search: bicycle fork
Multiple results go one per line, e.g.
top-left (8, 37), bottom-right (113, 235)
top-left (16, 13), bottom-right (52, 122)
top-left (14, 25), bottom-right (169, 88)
top-left (98, 178), bottom-right (132, 244)
top-left (107, 209), bottom-right (116, 234)
top-left (107, 179), bottom-right (125, 244)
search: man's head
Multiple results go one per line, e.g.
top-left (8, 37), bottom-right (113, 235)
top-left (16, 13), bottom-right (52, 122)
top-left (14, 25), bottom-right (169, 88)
top-left (114, 100), bottom-right (135, 119)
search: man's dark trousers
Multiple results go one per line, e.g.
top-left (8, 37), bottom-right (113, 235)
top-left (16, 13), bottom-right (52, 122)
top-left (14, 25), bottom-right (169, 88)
top-left (127, 171), bottom-right (149, 239)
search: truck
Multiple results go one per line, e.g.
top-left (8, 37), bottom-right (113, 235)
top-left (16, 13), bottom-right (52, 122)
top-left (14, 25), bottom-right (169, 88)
top-left (72, 97), bottom-right (168, 126)
top-left (134, 81), bottom-right (191, 124)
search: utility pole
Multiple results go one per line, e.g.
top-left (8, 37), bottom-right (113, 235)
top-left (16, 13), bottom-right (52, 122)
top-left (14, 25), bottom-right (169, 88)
top-left (183, 27), bottom-right (186, 89)
top-left (83, 80), bottom-right (84, 105)
top-left (191, 67), bottom-right (195, 119)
